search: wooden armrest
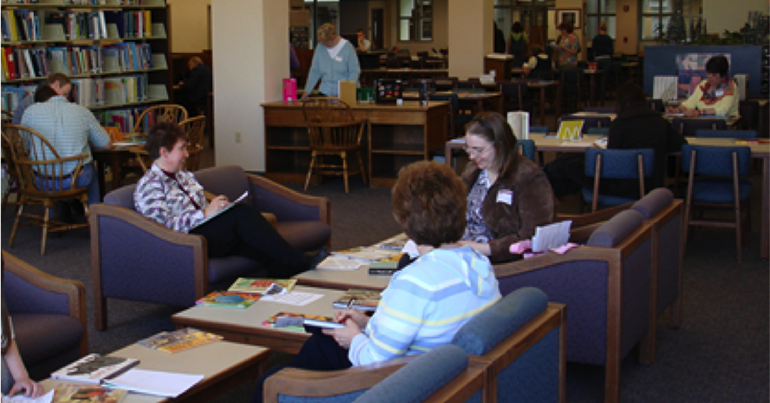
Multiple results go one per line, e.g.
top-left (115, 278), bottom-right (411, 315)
top-left (264, 356), bottom-right (418, 403)
top-left (246, 173), bottom-right (331, 225)
top-left (558, 202), bottom-right (633, 228)
top-left (2, 251), bottom-right (87, 354)
top-left (262, 212), bottom-right (277, 229)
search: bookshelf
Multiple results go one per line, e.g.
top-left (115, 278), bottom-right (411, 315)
top-left (1, 0), bottom-right (171, 129)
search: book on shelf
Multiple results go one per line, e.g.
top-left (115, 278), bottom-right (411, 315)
top-left (50, 353), bottom-right (140, 385)
top-left (227, 277), bottom-right (297, 295)
top-left (332, 289), bottom-right (381, 311)
top-left (195, 291), bottom-right (261, 309)
top-left (262, 311), bottom-right (343, 331)
top-left (137, 328), bottom-right (223, 354)
top-left (51, 383), bottom-right (128, 403)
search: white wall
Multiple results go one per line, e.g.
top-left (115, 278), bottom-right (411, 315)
top-left (213, 0), bottom-right (288, 171)
top-left (703, 0), bottom-right (768, 34)
top-left (167, 0), bottom-right (210, 53)
top-left (393, 0), bottom-right (449, 53)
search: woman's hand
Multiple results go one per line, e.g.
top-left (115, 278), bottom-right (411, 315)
top-left (334, 309), bottom-right (369, 328)
top-left (300, 92), bottom-right (310, 101)
top-left (204, 195), bottom-right (229, 217)
top-left (322, 318), bottom-right (362, 350)
top-left (457, 240), bottom-right (492, 256)
top-left (9, 377), bottom-right (43, 397)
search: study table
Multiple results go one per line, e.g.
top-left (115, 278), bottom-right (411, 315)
top-left (41, 341), bottom-right (270, 403)
top-left (262, 100), bottom-right (449, 188)
top-left (445, 133), bottom-right (770, 259)
top-left (401, 90), bottom-right (504, 114)
top-left (172, 286), bottom-right (345, 354)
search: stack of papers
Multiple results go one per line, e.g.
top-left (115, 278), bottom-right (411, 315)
top-left (532, 221), bottom-right (572, 252)
top-left (104, 369), bottom-right (204, 398)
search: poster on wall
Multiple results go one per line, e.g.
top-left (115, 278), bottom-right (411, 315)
top-left (676, 53), bottom-right (731, 99)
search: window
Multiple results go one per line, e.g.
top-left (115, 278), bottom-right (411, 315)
top-left (586, 0), bottom-right (616, 40)
top-left (399, 0), bottom-right (432, 41)
top-left (641, 0), bottom-right (700, 41)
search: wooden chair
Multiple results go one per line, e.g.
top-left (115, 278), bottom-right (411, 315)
top-left (582, 148), bottom-right (655, 212)
top-left (131, 104), bottom-right (188, 135)
top-left (2, 124), bottom-right (90, 254)
top-left (2, 110), bottom-right (21, 214)
top-left (180, 116), bottom-right (206, 171)
top-left (302, 98), bottom-right (367, 193)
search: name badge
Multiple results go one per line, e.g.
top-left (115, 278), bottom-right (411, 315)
top-left (334, 56), bottom-right (343, 62)
top-left (496, 189), bottom-right (513, 205)
top-left (715, 89), bottom-right (724, 97)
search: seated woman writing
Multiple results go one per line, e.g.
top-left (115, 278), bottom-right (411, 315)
top-left (2, 301), bottom-right (43, 398)
top-left (252, 161), bottom-right (501, 403)
top-left (667, 54), bottom-right (740, 118)
top-left (459, 112), bottom-right (556, 263)
top-left (134, 122), bottom-right (321, 278)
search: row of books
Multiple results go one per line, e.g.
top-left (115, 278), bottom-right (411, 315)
top-left (94, 105), bottom-right (157, 132)
top-left (1, 9), bottom-right (40, 41)
top-left (1, 84), bottom-right (35, 112)
top-left (66, 74), bottom-right (148, 107)
top-left (2, 46), bottom-right (48, 79)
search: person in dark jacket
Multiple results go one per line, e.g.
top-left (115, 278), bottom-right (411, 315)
top-left (545, 83), bottom-right (687, 199)
top-left (176, 56), bottom-right (212, 116)
top-left (494, 22), bottom-right (506, 54)
top-left (507, 22), bottom-right (528, 68)
top-left (592, 22), bottom-right (614, 61)
top-left (459, 112), bottom-right (556, 263)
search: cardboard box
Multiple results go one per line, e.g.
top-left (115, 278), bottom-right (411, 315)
top-left (290, 9), bottom-right (310, 27)
top-left (338, 81), bottom-right (358, 106)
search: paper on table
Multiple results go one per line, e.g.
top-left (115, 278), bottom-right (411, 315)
top-left (1, 390), bottom-right (54, 403)
top-left (191, 191), bottom-right (249, 229)
top-left (260, 291), bottom-right (324, 306)
top-left (558, 141), bottom-right (594, 147)
top-left (104, 368), bottom-right (204, 398)
top-left (316, 256), bottom-right (366, 271)
top-left (531, 220), bottom-right (572, 253)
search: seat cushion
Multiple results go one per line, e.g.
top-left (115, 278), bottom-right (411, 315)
top-left (632, 188), bottom-right (674, 218)
top-left (692, 178), bottom-right (752, 203)
top-left (587, 209), bottom-right (644, 247)
top-left (12, 314), bottom-right (83, 367)
top-left (582, 188), bottom-right (637, 209)
top-left (276, 221), bottom-right (331, 252)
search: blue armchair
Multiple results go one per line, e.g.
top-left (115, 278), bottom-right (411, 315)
top-left (494, 209), bottom-right (654, 403)
top-left (451, 287), bottom-right (566, 403)
top-left (2, 251), bottom-right (87, 381)
top-left (263, 345), bottom-right (485, 403)
top-left (582, 148), bottom-right (655, 212)
top-left (90, 165), bottom-right (331, 329)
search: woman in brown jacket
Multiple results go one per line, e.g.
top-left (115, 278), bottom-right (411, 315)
top-left (459, 112), bottom-right (556, 263)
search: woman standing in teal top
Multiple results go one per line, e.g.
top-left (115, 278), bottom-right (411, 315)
top-left (301, 23), bottom-right (361, 100)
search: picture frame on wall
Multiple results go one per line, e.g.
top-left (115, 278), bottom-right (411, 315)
top-left (556, 9), bottom-right (582, 29)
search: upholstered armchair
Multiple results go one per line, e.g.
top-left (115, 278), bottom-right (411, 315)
top-left (265, 345), bottom-right (485, 403)
top-left (2, 251), bottom-right (87, 381)
top-left (90, 165), bottom-right (331, 330)
top-left (495, 209), bottom-right (654, 403)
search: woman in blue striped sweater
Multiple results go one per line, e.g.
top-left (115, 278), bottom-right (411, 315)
top-left (252, 161), bottom-right (500, 402)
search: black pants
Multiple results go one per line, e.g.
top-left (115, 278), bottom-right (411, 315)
top-left (544, 154), bottom-right (592, 198)
top-left (190, 204), bottom-right (309, 278)
top-left (251, 332), bottom-right (352, 403)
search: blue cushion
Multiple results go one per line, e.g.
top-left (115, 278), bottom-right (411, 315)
top-left (585, 148), bottom-right (655, 179)
top-left (587, 210), bottom-right (644, 248)
top-left (632, 188), bottom-right (674, 219)
top-left (352, 345), bottom-right (468, 403)
top-left (695, 129), bottom-right (757, 139)
top-left (451, 287), bottom-right (547, 356)
top-left (517, 139), bottom-right (536, 162)
top-left (681, 145), bottom-right (752, 176)
top-left (581, 188), bottom-right (637, 208)
top-left (692, 178), bottom-right (752, 203)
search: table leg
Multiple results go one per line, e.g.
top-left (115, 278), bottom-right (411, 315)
top-left (110, 154), bottom-right (121, 192)
top-left (589, 75), bottom-right (596, 107)
top-left (762, 157), bottom-right (769, 259)
top-left (539, 88), bottom-right (546, 125)
top-left (96, 159), bottom-right (107, 201)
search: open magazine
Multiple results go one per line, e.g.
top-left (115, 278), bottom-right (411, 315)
top-left (191, 191), bottom-right (248, 229)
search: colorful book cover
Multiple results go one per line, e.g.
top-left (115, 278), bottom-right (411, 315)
top-left (332, 289), bottom-right (381, 311)
top-left (227, 278), bottom-right (297, 294)
top-left (332, 246), bottom-right (402, 262)
top-left (261, 312), bottom-right (340, 331)
top-left (52, 383), bottom-right (128, 403)
top-left (51, 354), bottom-right (140, 385)
top-left (137, 328), bottom-right (222, 354)
top-left (556, 120), bottom-right (584, 141)
top-left (195, 291), bottom-right (261, 309)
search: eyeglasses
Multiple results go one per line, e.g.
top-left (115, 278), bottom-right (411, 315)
top-left (463, 144), bottom-right (493, 157)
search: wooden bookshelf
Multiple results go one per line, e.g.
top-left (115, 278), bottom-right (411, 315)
top-left (1, 0), bottom-right (171, 117)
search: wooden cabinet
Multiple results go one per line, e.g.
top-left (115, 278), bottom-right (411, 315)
top-left (262, 100), bottom-right (449, 188)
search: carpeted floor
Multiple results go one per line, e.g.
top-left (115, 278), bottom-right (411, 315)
top-left (1, 156), bottom-right (767, 402)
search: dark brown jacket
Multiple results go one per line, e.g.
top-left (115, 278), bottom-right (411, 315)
top-left (462, 155), bottom-right (557, 263)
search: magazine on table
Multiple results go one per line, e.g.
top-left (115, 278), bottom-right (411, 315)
top-left (137, 328), bottom-right (223, 354)
top-left (332, 289), bottom-right (381, 311)
top-left (50, 354), bottom-right (140, 385)
top-left (195, 291), bottom-right (262, 309)
top-left (227, 278), bottom-right (297, 294)
top-left (50, 384), bottom-right (128, 403)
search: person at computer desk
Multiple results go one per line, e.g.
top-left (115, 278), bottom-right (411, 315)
top-left (459, 112), bottom-right (556, 263)
top-left (666, 55), bottom-right (740, 118)
top-left (301, 23), bottom-right (361, 100)
top-left (251, 161), bottom-right (501, 403)
top-left (356, 28), bottom-right (371, 52)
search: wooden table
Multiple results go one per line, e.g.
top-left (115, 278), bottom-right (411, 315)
top-left (445, 133), bottom-right (770, 259)
top-left (41, 341), bottom-right (270, 403)
top-left (526, 80), bottom-right (560, 126)
top-left (402, 91), bottom-right (503, 114)
top-left (360, 68), bottom-right (449, 86)
top-left (92, 147), bottom-right (133, 199)
top-left (262, 100), bottom-right (449, 188)
top-left (172, 286), bottom-right (345, 354)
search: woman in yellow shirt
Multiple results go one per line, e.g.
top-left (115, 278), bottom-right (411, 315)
top-left (668, 55), bottom-right (740, 118)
